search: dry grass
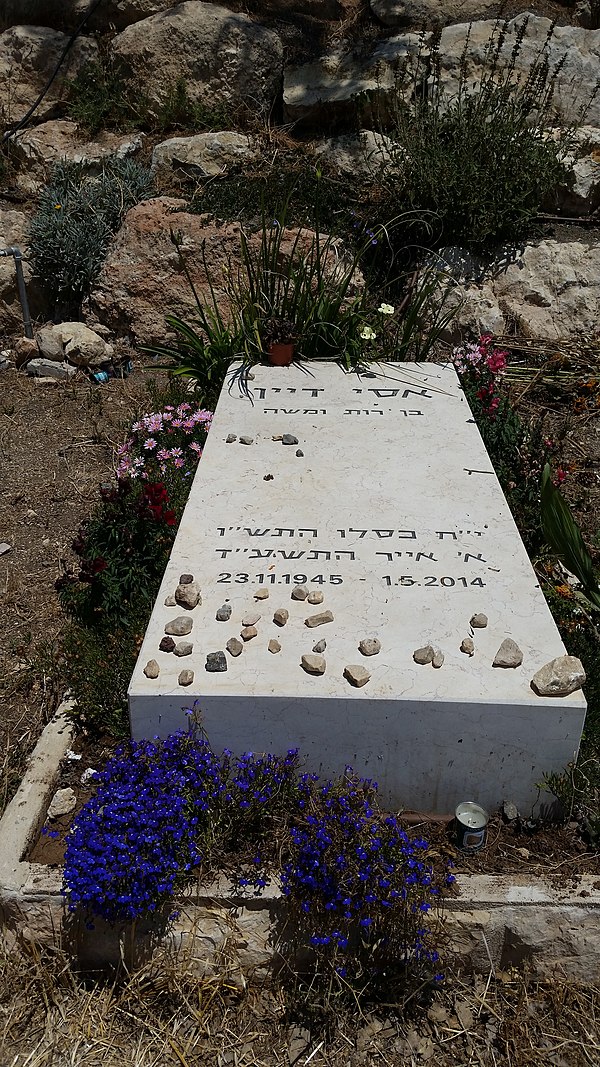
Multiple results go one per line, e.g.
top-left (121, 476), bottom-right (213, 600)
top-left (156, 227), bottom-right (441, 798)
top-left (1, 938), bottom-right (599, 1067)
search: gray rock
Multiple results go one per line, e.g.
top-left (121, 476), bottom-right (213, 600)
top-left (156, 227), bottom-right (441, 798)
top-left (226, 433), bottom-right (237, 443)
top-left (273, 608), bottom-right (289, 626)
top-left (470, 613), bottom-right (488, 629)
top-left (35, 325), bottom-right (64, 361)
top-left (461, 638), bottom-right (475, 657)
top-left (255, 587), bottom-right (270, 599)
top-left (206, 651), bottom-right (227, 672)
top-left (268, 638), bottom-right (282, 654)
top-left (291, 585), bottom-right (309, 600)
top-left (26, 358), bottom-right (77, 380)
top-left (432, 649), bottom-right (445, 669)
top-left (307, 590), bottom-right (324, 605)
top-left (226, 637), bottom-right (244, 657)
top-left (304, 610), bottom-right (334, 628)
top-left (413, 644), bottom-right (434, 665)
top-left (179, 573), bottom-right (194, 584)
top-left (174, 640), bottom-right (193, 657)
top-left (239, 435), bottom-right (254, 445)
top-left (301, 653), bottom-right (326, 674)
top-left (272, 434), bottom-right (282, 441)
top-left (312, 639), bottom-right (326, 653)
top-left (47, 787), bottom-right (77, 820)
top-left (344, 664), bottom-right (371, 687)
top-left (296, 448), bottom-right (304, 457)
top-left (0, 543), bottom-right (11, 556)
top-left (282, 434), bottom-right (299, 445)
top-left (164, 594), bottom-right (177, 606)
top-left (503, 800), bottom-right (519, 822)
top-left (359, 637), bottom-right (381, 656)
top-left (144, 659), bottom-right (160, 678)
top-left (216, 603), bottom-right (232, 621)
top-left (531, 655), bottom-right (586, 697)
top-left (178, 669), bottom-right (194, 687)
top-left (241, 625), bottom-right (258, 641)
top-left (152, 131), bottom-right (255, 176)
top-left (493, 638), bottom-right (523, 669)
top-left (242, 611), bottom-right (261, 627)
top-left (165, 615), bottom-right (193, 636)
top-left (159, 636), bottom-right (176, 652)
top-left (175, 580), bottom-right (201, 609)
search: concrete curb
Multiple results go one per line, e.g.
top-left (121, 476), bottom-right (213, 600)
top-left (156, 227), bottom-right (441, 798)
top-left (1, 714), bottom-right (599, 978)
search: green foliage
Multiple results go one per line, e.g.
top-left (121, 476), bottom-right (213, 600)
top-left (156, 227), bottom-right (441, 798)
top-left (541, 464), bottom-right (600, 611)
top-left (28, 157), bottom-right (153, 313)
top-left (60, 622), bottom-right (140, 738)
top-left (371, 18), bottom-right (573, 250)
top-left (66, 63), bottom-right (235, 135)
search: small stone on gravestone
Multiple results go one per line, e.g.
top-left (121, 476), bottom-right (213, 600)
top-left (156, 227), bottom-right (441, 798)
top-left (144, 659), bottom-right (160, 678)
top-left (165, 615), bottom-right (193, 636)
top-left (432, 649), bottom-right (445, 669)
top-left (274, 608), bottom-right (289, 626)
top-left (282, 434), bottom-right (298, 445)
top-left (531, 655), bottom-right (586, 697)
top-left (305, 610), bottom-right (334, 628)
top-left (471, 612), bottom-right (489, 628)
top-left (264, 474), bottom-right (274, 480)
top-left (159, 636), bottom-right (176, 653)
top-left (307, 590), bottom-right (324, 605)
top-left (359, 638), bottom-right (381, 657)
top-left (206, 651), bottom-right (227, 672)
top-left (47, 787), bottom-right (77, 819)
top-left (269, 638), bottom-right (282, 654)
top-left (460, 638), bottom-right (475, 657)
top-left (0, 543), bottom-right (11, 556)
top-left (178, 669), bottom-right (194, 686)
top-left (242, 611), bottom-right (261, 627)
top-left (179, 574), bottom-right (194, 585)
top-left (413, 645), bottom-right (434, 665)
top-left (164, 594), bottom-right (177, 606)
top-left (313, 639), bottom-right (326, 653)
top-left (239, 435), bottom-right (254, 445)
top-left (344, 664), bottom-right (370, 688)
top-left (255, 587), bottom-right (270, 599)
top-left (226, 434), bottom-right (237, 443)
top-left (296, 449), bottom-right (304, 457)
top-left (216, 603), bottom-right (232, 621)
top-left (174, 640), bottom-right (193, 657)
top-left (272, 435), bottom-right (282, 441)
top-left (226, 637), bottom-right (243, 657)
top-left (291, 585), bottom-right (309, 601)
top-left (301, 653), bottom-right (326, 675)
top-left (493, 638), bottom-right (523, 669)
top-left (241, 625), bottom-right (258, 641)
top-left (175, 580), bottom-right (201, 609)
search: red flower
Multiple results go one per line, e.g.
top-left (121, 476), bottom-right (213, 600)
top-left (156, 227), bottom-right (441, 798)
top-left (164, 510), bottom-right (177, 526)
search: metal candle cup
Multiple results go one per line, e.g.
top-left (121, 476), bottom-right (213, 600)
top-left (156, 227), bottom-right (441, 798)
top-left (455, 801), bottom-right (489, 852)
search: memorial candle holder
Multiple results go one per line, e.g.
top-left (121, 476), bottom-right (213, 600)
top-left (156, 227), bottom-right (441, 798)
top-left (455, 801), bottom-right (489, 852)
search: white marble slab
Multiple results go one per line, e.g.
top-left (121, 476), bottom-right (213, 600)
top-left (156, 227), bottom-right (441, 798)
top-left (128, 362), bottom-right (586, 813)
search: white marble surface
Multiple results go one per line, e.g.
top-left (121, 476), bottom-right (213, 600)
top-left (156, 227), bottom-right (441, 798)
top-left (128, 362), bottom-right (586, 812)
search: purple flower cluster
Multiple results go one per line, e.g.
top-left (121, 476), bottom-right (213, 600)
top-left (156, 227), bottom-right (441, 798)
top-left (116, 403), bottom-right (212, 482)
top-left (63, 732), bottom-right (223, 923)
top-left (281, 774), bottom-right (453, 980)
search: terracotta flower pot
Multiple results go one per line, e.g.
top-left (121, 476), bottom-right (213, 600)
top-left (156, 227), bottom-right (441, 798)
top-left (267, 342), bottom-right (295, 366)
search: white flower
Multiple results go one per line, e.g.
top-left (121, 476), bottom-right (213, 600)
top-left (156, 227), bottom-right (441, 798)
top-left (378, 303), bottom-right (395, 315)
top-left (360, 326), bottom-right (377, 341)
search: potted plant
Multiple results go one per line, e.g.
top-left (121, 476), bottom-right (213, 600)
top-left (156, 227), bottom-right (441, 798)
top-left (261, 316), bottom-right (298, 366)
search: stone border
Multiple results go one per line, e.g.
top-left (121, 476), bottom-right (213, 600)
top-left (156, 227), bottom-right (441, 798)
top-left (1, 710), bottom-right (599, 978)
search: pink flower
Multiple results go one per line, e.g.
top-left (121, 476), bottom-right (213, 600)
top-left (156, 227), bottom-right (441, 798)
top-left (143, 437), bottom-right (157, 450)
top-left (189, 441), bottom-right (203, 454)
top-left (173, 457), bottom-right (185, 468)
top-left (170, 447), bottom-right (183, 458)
top-left (157, 449), bottom-right (170, 461)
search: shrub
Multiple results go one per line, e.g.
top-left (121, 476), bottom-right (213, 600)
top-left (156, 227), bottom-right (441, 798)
top-left (28, 157), bottom-right (153, 314)
top-left (370, 18), bottom-right (573, 251)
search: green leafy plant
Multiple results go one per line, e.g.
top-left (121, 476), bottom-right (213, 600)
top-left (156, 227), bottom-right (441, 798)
top-left (541, 463), bottom-right (600, 611)
top-left (28, 157), bottom-right (153, 315)
top-left (370, 17), bottom-right (575, 251)
top-left (65, 60), bottom-right (140, 133)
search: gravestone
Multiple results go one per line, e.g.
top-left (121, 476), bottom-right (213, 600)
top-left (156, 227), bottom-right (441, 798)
top-left (128, 362), bottom-right (586, 813)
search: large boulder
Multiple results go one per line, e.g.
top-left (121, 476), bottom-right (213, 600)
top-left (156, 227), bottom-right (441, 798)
top-left (110, 2), bottom-right (283, 120)
top-left (151, 131), bottom-right (256, 176)
top-left (284, 16), bottom-right (600, 127)
top-left (554, 126), bottom-right (600, 215)
top-left (441, 240), bottom-right (600, 341)
top-left (11, 120), bottom-right (144, 194)
top-left (370, 0), bottom-right (498, 27)
top-left (0, 26), bottom-right (98, 121)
